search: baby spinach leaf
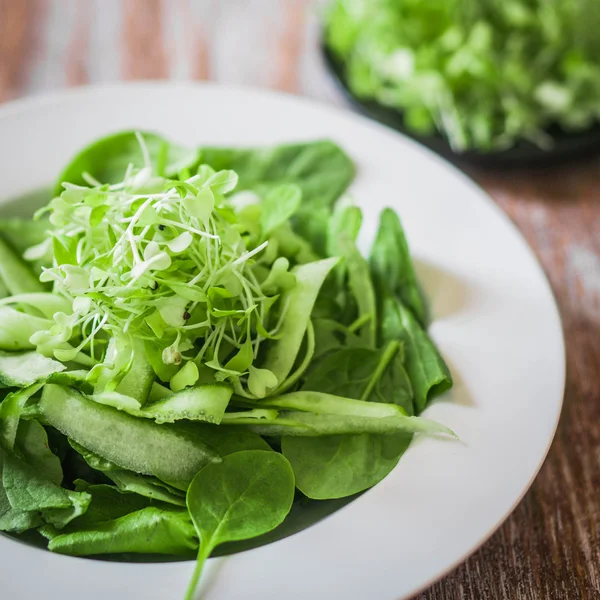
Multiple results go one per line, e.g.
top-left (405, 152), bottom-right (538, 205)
top-left (0, 452), bottom-right (41, 533)
top-left (15, 420), bottom-right (63, 486)
top-left (283, 433), bottom-right (411, 500)
top-left (42, 506), bottom-right (196, 556)
top-left (260, 184), bottom-right (302, 235)
top-left (339, 236), bottom-right (377, 347)
top-left (185, 450), bottom-right (295, 600)
top-left (281, 343), bottom-right (416, 499)
top-left (0, 237), bottom-right (45, 295)
top-left (381, 294), bottom-right (452, 413)
top-left (69, 481), bottom-right (152, 527)
top-left (106, 471), bottom-right (186, 506)
top-left (2, 450), bottom-right (90, 528)
top-left (0, 383), bottom-right (43, 450)
top-left (0, 217), bottom-right (50, 262)
top-left (326, 204), bottom-right (363, 258)
top-left (55, 131), bottom-right (200, 194)
top-left (301, 345), bottom-right (413, 413)
top-left (370, 208), bottom-right (428, 326)
top-left (200, 140), bottom-right (355, 254)
top-left (200, 140), bottom-right (354, 210)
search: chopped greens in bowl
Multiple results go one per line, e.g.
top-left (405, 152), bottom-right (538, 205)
top-left (324, 0), bottom-right (600, 154)
top-left (0, 131), bottom-right (453, 598)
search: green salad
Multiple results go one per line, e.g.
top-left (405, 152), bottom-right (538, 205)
top-left (0, 132), bottom-right (453, 598)
top-left (325, 0), bottom-right (600, 151)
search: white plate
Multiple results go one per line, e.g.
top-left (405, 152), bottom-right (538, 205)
top-left (0, 83), bottom-right (564, 600)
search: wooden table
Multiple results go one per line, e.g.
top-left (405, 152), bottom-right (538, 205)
top-left (1, 1), bottom-right (598, 598)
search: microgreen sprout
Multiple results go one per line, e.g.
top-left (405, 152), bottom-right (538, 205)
top-left (30, 135), bottom-right (288, 392)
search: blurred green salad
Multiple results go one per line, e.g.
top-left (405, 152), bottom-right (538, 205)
top-left (325, 0), bottom-right (600, 151)
top-left (0, 132), bottom-right (453, 597)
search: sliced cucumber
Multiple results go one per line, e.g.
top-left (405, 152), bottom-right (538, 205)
top-left (0, 307), bottom-right (51, 350)
top-left (138, 384), bottom-right (232, 424)
top-left (0, 350), bottom-right (65, 387)
top-left (0, 293), bottom-right (71, 319)
top-left (114, 337), bottom-right (154, 405)
top-left (40, 384), bottom-right (220, 489)
top-left (237, 410), bottom-right (456, 438)
top-left (259, 391), bottom-right (402, 418)
top-left (92, 384), bottom-right (233, 425)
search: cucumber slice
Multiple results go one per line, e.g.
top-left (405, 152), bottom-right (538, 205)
top-left (115, 337), bottom-right (154, 405)
top-left (0, 307), bottom-right (51, 350)
top-left (40, 384), bottom-right (220, 489)
top-left (237, 410), bottom-right (456, 438)
top-left (92, 384), bottom-right (233, 425)
top-left (0, 293), bottom-right (71, 319)
top-left (0, 350), bottom-right (65, 387)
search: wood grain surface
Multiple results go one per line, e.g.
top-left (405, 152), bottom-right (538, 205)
top-left (0, 1), bottom-right (598, 598)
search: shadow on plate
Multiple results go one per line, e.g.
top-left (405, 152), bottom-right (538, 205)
top-left (415, 259), bottom-right (471, 321)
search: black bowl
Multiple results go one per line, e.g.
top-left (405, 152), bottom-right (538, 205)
top-left (322, 44), bottom-right (600, 167)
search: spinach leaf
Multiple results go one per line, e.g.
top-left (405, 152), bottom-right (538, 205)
top-left (326, 204), bottom-right (363, 258)
top-left (42, 506), bottom-right (196, 556)
top-left (1, 450), bottom-right (90, 528)
top-left (200, 140), bottom-right (354, 209)
top-left (105, 471), bottom-right (186, 507)
top-left (0, 237), bottom-right (45, 295)
top-left (370, 208), bottom-right (428, 326)
top-left (312, 318), bottom-right (348, 358)
top-left (0, 452), bottom-right (41, 533)
top-left (200, 140), bottom-right (355, 254)
top-left (0, 217), bottom-right (50, 262)
top-left (15, 420), bottom-right (63, 486)
top-left (281, 343), bottom-right (414, 499)
top-left (260, 184), bottom-right (302, 235)
top-left (302, 345), bottom-right (413, 413)
top-left (381, 294), bottom-right (452, 413)
top-left (339, 236), bottom-right (377, 347)
top-left (283, 433), bottom-right (411, 500)
top-left (0, 384), bottom-right (43, 450)
top-left (69, 481), bottom-right (152, 527)
top-left (55, 131), bottom-right (200, 194)
top-left (185, 450), bottom-right (295, 599)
